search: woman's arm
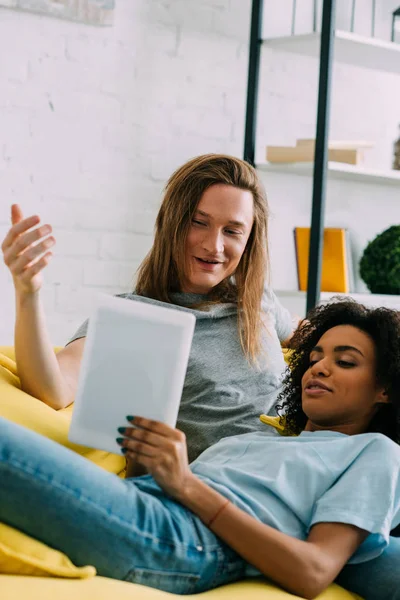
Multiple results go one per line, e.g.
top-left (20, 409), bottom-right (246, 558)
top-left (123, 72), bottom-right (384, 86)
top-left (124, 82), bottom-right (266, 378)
top-left (179, 477), bottom-right (367, 599)
top-left (120, 417), bottom-right (367, 600)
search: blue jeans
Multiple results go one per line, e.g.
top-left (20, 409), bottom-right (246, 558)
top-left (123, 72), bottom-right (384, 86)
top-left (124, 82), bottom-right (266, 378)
top-left (0, 418), bottom-right (245, 594)
top-left (336, 538), bottom-right (400, 600)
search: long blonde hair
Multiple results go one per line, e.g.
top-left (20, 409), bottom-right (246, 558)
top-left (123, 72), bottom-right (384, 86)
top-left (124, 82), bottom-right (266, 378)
top-left (135, 154), bottom-right (270, 362)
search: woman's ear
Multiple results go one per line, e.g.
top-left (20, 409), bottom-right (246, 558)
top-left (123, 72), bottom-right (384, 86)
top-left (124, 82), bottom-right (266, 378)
top-left (376, 389), bottom-right (390, 405)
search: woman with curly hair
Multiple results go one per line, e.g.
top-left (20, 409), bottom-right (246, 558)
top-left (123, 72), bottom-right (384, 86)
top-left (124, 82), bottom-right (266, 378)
top-left (1, 298), bottom-right (400, 599)
top-left (276, 298), bottom-right (400, 442)
top-left (275, 298), bottom-right (400, 600)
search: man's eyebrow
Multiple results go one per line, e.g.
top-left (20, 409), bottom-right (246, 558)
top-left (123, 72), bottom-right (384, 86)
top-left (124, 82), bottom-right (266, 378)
top-left (311, 345), bottom-right (364, 357)
top-left (196, 210), bottom-right (246, 228)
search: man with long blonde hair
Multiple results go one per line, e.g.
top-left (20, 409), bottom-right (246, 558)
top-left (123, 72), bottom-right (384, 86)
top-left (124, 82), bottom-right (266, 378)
top-left (3, 154), bottom-right (293, 467)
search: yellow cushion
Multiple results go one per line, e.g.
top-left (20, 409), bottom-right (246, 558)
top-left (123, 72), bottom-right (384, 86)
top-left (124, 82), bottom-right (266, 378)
top-left (0, 349), bottom-right (125, 474)
top-left (259, 414), bottom-right (296, 437)
top-left (0, 523), bottom-right (95, 579)
top-left (0, 348), bottom-right (127, 579)
top-left (0, 575), bottom-right (362, 599)
top-left (260, 414), bottom-right (286, 432)
top-left (260, 349), bottom-right (292, 437)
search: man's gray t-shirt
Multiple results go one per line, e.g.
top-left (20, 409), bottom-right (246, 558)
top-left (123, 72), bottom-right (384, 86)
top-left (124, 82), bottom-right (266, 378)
top-left (68, 289), bottom-right (292, 462)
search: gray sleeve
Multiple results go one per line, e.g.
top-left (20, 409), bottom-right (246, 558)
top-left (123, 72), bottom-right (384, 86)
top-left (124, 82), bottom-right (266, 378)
top-left (66, 319), bottom-right (89, 346)
top-left (65, 292), bottom-right (135, 346)
top-left (263, 288), bottom-right (293, 342)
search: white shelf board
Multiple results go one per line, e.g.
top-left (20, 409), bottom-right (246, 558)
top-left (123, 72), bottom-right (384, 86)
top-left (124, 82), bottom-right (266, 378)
top-left (257, 161), bottom-right (400, 187)
top-left (277, 290), bottom-right (400, 305)
top-left (263, 30), bottom-right (400, 74)
top-left (276, 290), bottom-right (400, 317)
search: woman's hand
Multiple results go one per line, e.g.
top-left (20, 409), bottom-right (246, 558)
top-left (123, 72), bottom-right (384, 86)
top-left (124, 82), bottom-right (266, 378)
top-left (117, 417), bottom-right (195, 501)
top-left (1, 204), bottom-right (55, 296)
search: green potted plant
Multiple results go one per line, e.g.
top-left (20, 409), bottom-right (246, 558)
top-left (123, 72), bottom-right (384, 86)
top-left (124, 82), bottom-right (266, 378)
top-left (359, 225), bottom-right (400, 294)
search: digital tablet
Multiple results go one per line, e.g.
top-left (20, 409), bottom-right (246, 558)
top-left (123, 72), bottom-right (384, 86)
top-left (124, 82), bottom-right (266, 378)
top-left (68, 294), bottom-right (196, 455)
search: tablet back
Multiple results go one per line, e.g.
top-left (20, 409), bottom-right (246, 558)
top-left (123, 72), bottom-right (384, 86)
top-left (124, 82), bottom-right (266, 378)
top-left (68, 295), bottom-right (196, 455)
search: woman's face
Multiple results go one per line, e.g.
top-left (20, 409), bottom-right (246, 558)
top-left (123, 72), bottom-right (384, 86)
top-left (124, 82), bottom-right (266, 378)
top-left (301, 325), bottom-right (388, 434)
top-left (182, 183), bottom-right (254, 295)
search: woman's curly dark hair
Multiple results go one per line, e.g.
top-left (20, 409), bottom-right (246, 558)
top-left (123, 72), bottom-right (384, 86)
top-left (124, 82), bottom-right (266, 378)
top-left (275, 298), bottom-right (400, 443)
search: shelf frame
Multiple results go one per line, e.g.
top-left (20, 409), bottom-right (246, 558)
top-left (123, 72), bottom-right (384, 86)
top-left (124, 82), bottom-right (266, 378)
top-left (306, 0), bottom-right (335, 313)
top-left (263, 30), bottom-right (400, 74)
top-left (243, 0), bottom-right (263, 167)
top-left (243, 0), bottom-right (337, 312)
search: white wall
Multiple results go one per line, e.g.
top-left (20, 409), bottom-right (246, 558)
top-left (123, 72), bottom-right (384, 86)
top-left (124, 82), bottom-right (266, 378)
top-left (0, 0), bottom-right (399, 343)
top-left (0, 0), bottom-right (251, 344)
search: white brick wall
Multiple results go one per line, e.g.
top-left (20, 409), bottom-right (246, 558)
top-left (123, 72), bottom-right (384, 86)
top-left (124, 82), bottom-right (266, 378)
top-left (0, 0), bottom-right (399, 344)
top-left (0, 0), bottom-right (251, 344)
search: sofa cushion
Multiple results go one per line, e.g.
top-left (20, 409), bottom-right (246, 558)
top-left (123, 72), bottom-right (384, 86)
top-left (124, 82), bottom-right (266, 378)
top-left (0, 350), bottom-right (125, 475)
top-left (0, 349), bottom-right (126, 579)
top-left (0, 575), bottom-right (362, 600)
top-left (0, 523), bottom-right (95, 579)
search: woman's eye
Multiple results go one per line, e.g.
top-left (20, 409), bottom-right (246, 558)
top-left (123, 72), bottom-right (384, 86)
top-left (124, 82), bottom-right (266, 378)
top-left (337, 360), bottom-right (355, 368)
top-left (193, 219), bottom-right (206, 226)
top-left (225, 229), bottom-right (241, 236)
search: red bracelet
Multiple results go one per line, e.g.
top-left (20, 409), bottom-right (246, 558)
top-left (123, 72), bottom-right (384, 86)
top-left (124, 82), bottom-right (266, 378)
top-left (207, 499), bottom-right (230, 528)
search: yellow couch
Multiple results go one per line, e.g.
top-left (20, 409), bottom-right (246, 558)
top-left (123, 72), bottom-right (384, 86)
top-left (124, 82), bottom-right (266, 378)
top-left (0, 347), bottom-right (361, 600)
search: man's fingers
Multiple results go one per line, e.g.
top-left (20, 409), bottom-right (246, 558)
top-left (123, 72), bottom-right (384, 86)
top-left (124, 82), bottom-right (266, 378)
top-left (11, 237), bottom-right (55, 275)
top-left (1, 215), bottom-right (41, 252)
top-left (11, 204), bottom-right (24, 225)
top-left (11, 225), bottom-right (53, 258)
top-left (19, 253), bottom-right (53, 281)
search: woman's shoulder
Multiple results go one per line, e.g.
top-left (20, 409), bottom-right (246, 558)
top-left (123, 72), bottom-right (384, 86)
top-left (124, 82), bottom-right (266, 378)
top-left (362, 432), bottom-right (400, 455)
top-left (342, 432), bottom-right (400, 468)
top-left (261, 286), bottom-right (284, 310)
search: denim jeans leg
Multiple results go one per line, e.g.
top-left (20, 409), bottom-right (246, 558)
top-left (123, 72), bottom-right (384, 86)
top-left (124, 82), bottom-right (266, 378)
top-left (0, 417), bottom-right (226, 592)
top-left (336, 537), bottom-right (400, 600)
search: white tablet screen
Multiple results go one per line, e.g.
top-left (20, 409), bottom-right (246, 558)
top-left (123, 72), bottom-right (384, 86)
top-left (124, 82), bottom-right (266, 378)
top-left (68, 295), bottom-right (195, 455)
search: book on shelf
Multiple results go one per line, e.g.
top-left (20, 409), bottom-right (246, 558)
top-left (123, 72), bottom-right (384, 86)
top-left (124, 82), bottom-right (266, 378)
top-left (266, 145), bottom-right (363, 165)
top-left (294, 227), bottom-right (354, 293)
top-left (266, 138), bottom-right (374, 165)
top-left (296, 139), bottom-right (374, 150)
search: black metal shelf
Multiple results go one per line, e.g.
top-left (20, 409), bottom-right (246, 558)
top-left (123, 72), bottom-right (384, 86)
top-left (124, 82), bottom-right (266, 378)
top-left (243, 0), bottom-right (336, 313)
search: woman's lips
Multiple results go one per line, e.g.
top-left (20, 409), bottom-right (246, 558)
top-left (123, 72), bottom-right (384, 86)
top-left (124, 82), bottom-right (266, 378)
top-left (304, 387), bottom-right (331, 396)
top-left (304, 380), bottom-right (332, 396)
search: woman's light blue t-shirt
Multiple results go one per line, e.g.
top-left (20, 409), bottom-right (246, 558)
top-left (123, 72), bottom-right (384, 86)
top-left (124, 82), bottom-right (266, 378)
top-left (191, 429), bottom-right (400, 568)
